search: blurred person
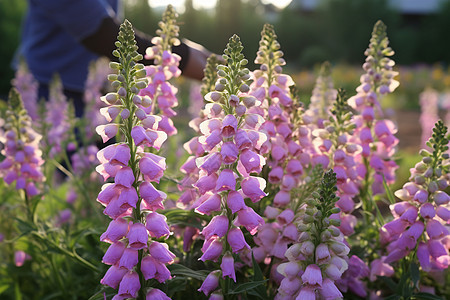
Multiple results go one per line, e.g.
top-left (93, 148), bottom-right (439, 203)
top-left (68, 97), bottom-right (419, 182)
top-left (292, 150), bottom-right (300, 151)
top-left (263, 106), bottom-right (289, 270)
top-left (16, 0), bottom-right (210, 117)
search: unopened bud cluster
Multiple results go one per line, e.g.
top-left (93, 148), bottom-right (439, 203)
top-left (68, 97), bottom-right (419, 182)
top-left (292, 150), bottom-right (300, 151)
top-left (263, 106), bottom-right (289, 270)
top-left (277, 170), bottom-right (348, 300)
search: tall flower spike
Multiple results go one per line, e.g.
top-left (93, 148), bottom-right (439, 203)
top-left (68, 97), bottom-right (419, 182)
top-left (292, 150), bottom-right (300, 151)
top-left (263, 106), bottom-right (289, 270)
top-left (96, 19), bottom-right (171, 300)
top-left (382, 120), bottom-right (450, 273)
top-left (309, 89), bottom-right (359, 236)
top-left (249, 25), bottom-right (311, 275)
top-left (277, 170), bottom-right (348, 300)
top-left (139, 4), bottom-right (181, 136)
top-left (11, 61), bottom-right (39, 122)
top-left (0, 88), bottom-right (44, 197)
top-left (177, 56), bottom-right (220, 209)
top-left (348, 20), bottom-right (399, 209)
top-left (305, 61), bottom-right (337, 128)
top-left (192, 34), bottom-right (267, 296)
top-left (45, 75), bottom-right (72, 158)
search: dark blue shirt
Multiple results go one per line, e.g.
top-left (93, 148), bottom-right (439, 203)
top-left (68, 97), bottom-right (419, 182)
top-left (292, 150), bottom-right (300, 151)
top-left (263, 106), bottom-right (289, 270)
top-left (19, 0), bottom-right (119, 92)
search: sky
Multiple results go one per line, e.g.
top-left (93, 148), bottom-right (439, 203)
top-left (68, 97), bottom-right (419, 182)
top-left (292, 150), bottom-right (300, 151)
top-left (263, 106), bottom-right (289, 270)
top-left (149, 0), bottom-right (293, 11)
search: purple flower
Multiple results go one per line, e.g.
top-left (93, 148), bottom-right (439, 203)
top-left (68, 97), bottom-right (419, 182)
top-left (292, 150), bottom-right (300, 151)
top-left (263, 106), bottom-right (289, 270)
top-left (227, 227), bottom-right (250, 253)
top-left (127, 222), bottom-right (148, 250)
top-left (198, 270), bottom-right (220, 296)
top-left (118, 271), bottom-right (140, 298)
top-left (220, 253), bottom-right (236, 282)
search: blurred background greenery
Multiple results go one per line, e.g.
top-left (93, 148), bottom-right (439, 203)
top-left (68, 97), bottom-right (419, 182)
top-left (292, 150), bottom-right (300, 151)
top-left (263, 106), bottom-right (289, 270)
top-left (2, 0), bottom-right (450, 94)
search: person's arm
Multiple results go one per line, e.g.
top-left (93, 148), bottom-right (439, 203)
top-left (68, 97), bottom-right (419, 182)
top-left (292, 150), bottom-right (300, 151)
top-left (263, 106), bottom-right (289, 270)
top-left (81, 17), bottom-right (209, 80)
top-left (34, 0), bottom-right (208, 80)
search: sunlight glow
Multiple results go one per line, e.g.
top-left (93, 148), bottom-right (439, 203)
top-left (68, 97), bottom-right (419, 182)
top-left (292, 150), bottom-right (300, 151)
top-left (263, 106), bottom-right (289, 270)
top-left (149, 0), bottom-right (293, 10)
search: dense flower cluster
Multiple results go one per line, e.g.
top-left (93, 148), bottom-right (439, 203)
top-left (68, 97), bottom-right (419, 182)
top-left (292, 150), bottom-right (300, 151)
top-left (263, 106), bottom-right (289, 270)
top-left (96, 19), bottom-right (172, 299)
top-left (194, 35), bottom-right (268, 297)
top-left (246, 25), bottom-right (306, 280)
top-left (310, 90), bottom-right (359, 236)
top-left (348, 20), bottom-right (399, 196)
top-left (382, 120), bottom-right (450, 271)
top-left (178, 54), bottom-right (220, 209)
top-left (11, 61), bottom-right (39, 122)
top-left (304, 62), bottom-right (337, 128)
top-left (138, 5), bottom-right (182, 136)
top-left (277, 170), bottom-right (348, 300)
top-left (0, 89), bottom-right (44, 197)
top-left (45, 76), bottom-right (72, 158)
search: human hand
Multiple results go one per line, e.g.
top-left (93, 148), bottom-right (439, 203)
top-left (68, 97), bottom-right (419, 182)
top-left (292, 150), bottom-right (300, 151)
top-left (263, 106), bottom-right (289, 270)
top-left (181, 39), bottom-right (213, 81)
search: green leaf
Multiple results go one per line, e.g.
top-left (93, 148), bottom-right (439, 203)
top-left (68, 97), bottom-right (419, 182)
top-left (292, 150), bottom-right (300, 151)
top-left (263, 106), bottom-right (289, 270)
top-left (251, 253), bottom-right (268, 299)
top-left (378, 276), bottom-right (397, 292)
top-left (228, 280), bottom-right (268, 295)
top-left (411, 292), bottom-right (443, 300)
top-left (410, 262), bottom-right (420, 289)
top-left (382, 174), bottom-right (396, 205)
top-left (0, 284), bottom-right (9, 294)
top-left (168, 264), bottom-right (209, 281)
top-left (384, 295), bottom-right (401, 300)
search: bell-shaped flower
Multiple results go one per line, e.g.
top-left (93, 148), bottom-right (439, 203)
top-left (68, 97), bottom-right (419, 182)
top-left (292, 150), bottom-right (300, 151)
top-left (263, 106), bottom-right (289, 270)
top-left (198, 270), bottom-right (220, 296)
top-left (241, 176), bottom-right (266, 202)
top-left (194, 173), bottom-right (218, 194)
top-left (200, 239), bottom-right (223, 262)
top-left (140, 182), bottom-right (166, 211)
top-left (239, 149), bottom-right (265, 174)
top-left (215, 169), bottom-right (236, 192)
top-left (220, 253), bottom-right (236, 282)
top-left (96, 124), bottom-right (119, 143)
top-left (301, 264), bottom-right (322, 287)
top-left (235, 129), bottom-right (252, 150)
top-left (321, 278), bottom-right (343, 300)
top-left (227, 227), bottom-right (250, 253)
top-left (146, 212), bottom-right (170, 238)
top-left (127, 222), bottom-right (148, 250)
top-left (146, 289), bottom-right (170, 300)
top-left (100, 265), bottom-right (127, 289)
top-left (221, 142), bottom-right (239, 164)
top-left (197, 152), bottom-right (222, 175)
top-left (235, 207), bottom-right (264, 235)
top-left (118, 271), bottom-right (140, 298)
top-left (100, 218), bottom-right (129, 244)
top-left (226, 191), bottom-right (246, 214)
top-left (139, 153), bottom-right (166, 182)
top-left (102, 241), bottom-right (126, 265)
top-left (119, 248), bottom-right (139, 270)
top-left (201, 215), bottom-right (229, 240)
top-left (148, 242), bottom-right (175, 264)
top-left (195, 193), bottom-right (222, 215)
top-left (115, 167), bottom-right (135, 188)
top-left (222, 114), bottom-right (238, 138)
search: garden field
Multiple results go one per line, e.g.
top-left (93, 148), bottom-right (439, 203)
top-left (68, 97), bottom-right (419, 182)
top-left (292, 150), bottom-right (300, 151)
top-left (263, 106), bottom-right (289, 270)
top-left (0, 4), bottom-right (450, 300)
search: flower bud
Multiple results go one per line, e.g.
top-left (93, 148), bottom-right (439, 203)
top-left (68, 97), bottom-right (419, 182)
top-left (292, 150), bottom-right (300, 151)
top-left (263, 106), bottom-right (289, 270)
top-left (132, 95), bottom-right (142, 105)
top-left (121, 109), bottom-right (130, 119)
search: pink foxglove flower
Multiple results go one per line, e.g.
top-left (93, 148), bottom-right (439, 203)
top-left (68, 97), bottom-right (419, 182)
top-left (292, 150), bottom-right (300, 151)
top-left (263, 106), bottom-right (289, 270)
top-left (419, 88), bottom-right (439, 148)
top-left (381, 121), bottom-right (450, 273)
top-left (45, 75), bottom-right (72, 158)
top-left (188, 35), bottom-right (267, 295)
top-left (138, 6), bottom-right (182, 136)
top-left (0, 89), bottom-right (44, 197)
top-left (96, 18), bottom-right (177, 298)
top-left (11, 61), bottom-right (39, 121)
top-left (347, 20), bottom-right (399, 197)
